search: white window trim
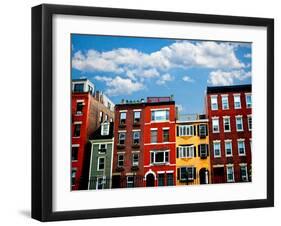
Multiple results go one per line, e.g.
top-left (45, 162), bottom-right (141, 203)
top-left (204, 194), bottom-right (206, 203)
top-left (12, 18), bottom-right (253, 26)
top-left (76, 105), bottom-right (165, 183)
top-left (150, 150), bottom-right (169, 165)
top-left (233, 94), bottom-right (241, 109)
top-left (151, 109), bottom-right (170, 122)
top-left (240, 164), bottom-right (248, 181)
top-left (178, 125), bottom-right (195, 136)
top-left (98, 143), bottom-right (107, 153)
top-left (212, 118), bottom-right (220, 133)
top-left (178, 145), bottom-right (195, 158)
top-left (117, 154), bottom-right (124, 167)
top-left (213, 141), bottom-right (221, 158)
top-left (245, 93), bottom-right (252, 108)
top-left (238, 140), bottom-right (246, 156)
top-left (97, 157), bottom-right (105, 171)
top-left (73, 121), bottom-right (82, 124)
top-left (225, 140), bottom-right (233, 157)
top-left (226, 165), bottom-right (235, 182)
top-left (132, 153), bottom-right (139, 166)
top-left (96, 176), bottom-right (106, 190)
top-left (101, 122), bottom-right (110, 136)
top-left (223, 116), bottom-right (231, 132)
top-left (210, 95), bottom-right (218, 110)
top-left (119, 110), bottom-right (128, 113)
top-left (247, 115), bottom-right (252, 131)
top-left (221, 94), bottom-right (229, 110)
top-left (235, 116), bottom-right (244, 132)
top-left (133, 109), bottom-right (142, 112)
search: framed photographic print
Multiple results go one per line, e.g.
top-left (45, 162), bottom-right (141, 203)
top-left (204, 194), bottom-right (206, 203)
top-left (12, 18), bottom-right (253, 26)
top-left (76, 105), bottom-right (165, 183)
top-left (32, 4), bottom-right (274, 221)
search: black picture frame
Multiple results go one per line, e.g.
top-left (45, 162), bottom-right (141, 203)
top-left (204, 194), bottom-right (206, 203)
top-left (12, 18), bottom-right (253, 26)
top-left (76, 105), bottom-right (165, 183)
top-left (32, 4), bottom-right (274, 222)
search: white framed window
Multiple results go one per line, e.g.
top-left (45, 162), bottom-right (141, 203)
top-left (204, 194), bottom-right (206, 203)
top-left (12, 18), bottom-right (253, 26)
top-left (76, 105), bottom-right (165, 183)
top-left (132, 153), bottom-right (139, 166)
top-left (117, 154), bottom-right (124, 167)
top-left (150, 150), bottom-right (169, 165)
top-left (223, 117), bottom-right (231, 132)
top-left (199, 144), bottom-right (208, 158)
top-left (118, 132), bottom-right (126, 145)
top-left (213, 141), bottom-right (221, 157)
top-left (151, 109), bottom-right (169, 121)
top-left (133, 131), bottom-right (140, 144)
top-left (98, 143), bottom-right (107, 153)
top-left (240, 165), bottom-right (248, 181)
top-left (76, 101), bottom-right (84, 114)
top-left (226, 165), bottom-right (235, 182)
top-left (234, 94), bottom-right (241, 109)
top-left (150, 129), bottom-right (158, 143)
top-left (163, 128), bottom-right (169, 142)
top-left (127, 176), bottom-right (134, 188)
top-left (212, 118), bottom-right (219, 133)
top-left (178, 146), bottom-right (195, 158)
top-left (211, 95), bottom-right (218, 110)
top-left (96, 177), bottom-right (105, 190)
top-left (178, 125), bottom-right (195, 136)
top-left (221, 95), bottom-right (229, 110)
top-left (236, 116), bottom-right (244, 131)
top-left (245, 93), bottom-right (252, 108)
top-left (97, 157), bottom-right (105, 171)
top-left (248, 115), bottom-right (252, 131)
top-left (179, 167), bottom-right (195, 181)
top-left (238, 140), bottom-right (246, 156)
top-left (134, 111), bottom-right (141, 123)
top-left (101, 122), bottom-right (110, 136)
top-left (71, 168), bottom-right (77, 186)
top-left (225, 140), bottom-right (232, 157)
top-left (120, 112), bottom-right (126, 125)
top-left (198, 124), bottom-right (207, 137)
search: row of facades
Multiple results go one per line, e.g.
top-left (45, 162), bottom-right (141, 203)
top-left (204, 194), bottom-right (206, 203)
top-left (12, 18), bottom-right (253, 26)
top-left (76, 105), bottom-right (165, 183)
top-left (71, 79), bottom-right (252, 190)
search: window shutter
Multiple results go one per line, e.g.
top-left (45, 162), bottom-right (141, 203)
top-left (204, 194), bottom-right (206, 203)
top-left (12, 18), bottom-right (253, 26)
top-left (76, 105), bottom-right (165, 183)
top-left (193, 146), bottom-right (196, 157)
top-left (177, 168), bottom-right (180, 180)
top-left (206, 144), bottom-right (209, 156)
top-left (176, 126), bottom-right (179, 136)
top-left (197, 125), bottom-right (200, 136)
top-left (198, 145), bottom-right (201, 157)
top-left (194, 125), bottom-right (196, 136)
top-left (193, 167), bottom-right (196, 179)
top-left (176, 147), bottom-right (179, 158)
top-left (205, 124), bottom-right (208, 136)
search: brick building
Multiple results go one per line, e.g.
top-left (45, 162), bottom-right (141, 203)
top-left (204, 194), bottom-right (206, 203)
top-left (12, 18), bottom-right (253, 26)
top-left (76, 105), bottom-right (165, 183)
top-left (206, 84), bottom-right (252, 183)
top-left (71, 79), bottom-right (115, 190)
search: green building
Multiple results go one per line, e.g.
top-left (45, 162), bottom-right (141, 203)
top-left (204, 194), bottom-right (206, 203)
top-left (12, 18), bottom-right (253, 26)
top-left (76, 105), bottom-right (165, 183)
top-left (88, 122), bottom-right (114, 190)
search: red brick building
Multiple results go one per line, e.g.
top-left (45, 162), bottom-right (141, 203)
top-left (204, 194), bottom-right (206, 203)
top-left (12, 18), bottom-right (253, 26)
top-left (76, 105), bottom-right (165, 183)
top-left (112, 100), bottom-right (146, 188)
top-left (71, 79), bottom-right (115, 190)
top-left (143, 97), bottom-right (177, 187)
top-left (206, 85), bottom-right (252, 184)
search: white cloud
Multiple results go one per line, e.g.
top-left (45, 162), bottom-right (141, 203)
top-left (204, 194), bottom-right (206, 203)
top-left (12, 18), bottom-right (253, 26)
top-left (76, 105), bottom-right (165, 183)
top-left (72, 41), bottom-right (245, 76)
top-left (156, 73), bottom-right (174, 85)
top-left (94, 75), bottom-right (144, 96)
top-left (207, 70), bottom-right (251, 86)
top-left (182, 75), bottom-right (194, 82)
top-left (244, 53), bottom-right (252, 58)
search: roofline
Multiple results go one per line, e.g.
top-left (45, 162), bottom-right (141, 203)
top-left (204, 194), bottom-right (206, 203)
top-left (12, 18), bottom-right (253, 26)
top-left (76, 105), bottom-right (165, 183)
top-left (206, 84), bottom-right (251, 94)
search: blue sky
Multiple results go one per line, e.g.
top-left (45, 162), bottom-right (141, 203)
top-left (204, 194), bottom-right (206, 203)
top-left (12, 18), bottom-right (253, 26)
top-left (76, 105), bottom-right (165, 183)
top-left (71, 34), bottom-right (251, 114)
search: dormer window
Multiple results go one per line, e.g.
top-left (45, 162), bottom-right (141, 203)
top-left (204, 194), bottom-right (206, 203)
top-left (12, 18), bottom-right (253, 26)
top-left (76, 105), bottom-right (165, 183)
top-left (101, 122), bottom-right (110, 136)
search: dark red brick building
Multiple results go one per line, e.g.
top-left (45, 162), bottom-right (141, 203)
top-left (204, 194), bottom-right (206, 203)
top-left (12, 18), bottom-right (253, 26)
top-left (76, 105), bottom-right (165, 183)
top-left (71, 79), bottom-right (115, 190)
top-left (206, 85), bottom-right (252, 184)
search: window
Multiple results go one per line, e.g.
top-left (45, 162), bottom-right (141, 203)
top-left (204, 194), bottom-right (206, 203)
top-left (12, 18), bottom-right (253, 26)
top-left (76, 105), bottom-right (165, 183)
top-left (74, 83), bottom-right (84, 92)
top-left (212, 118), bottom-right (219, 133)
top-left (133, 131), bottom-right (140, 144)
top-left (238, 140), bottom-right (246, 156)
top-left (158, 173), bottom-right (165, 186)
top-left (127, 176), bottom-right (134, 188)
top-left (150, 151), bottom-right (169, 165)
top-left (178, 146), bottom-right (195, 158)
top-left (223, 117), bottom-right (231, 132)
top-left (132, 153), bottom-right (139, 166)
top-left (213, 141), bottom-right (221, 157)
top-left (166, 173), bottom-right (174, 186)
top-left (104, 114), bottom-right (108, 122)
top-left (73, 124), bottom-right (81, 137)
top-left (240, 165), bottom-right (248, 181)
top-left (221, 95), bottom-right (229, 110)
top-left (199, 144), bottom-right (208, 158)
top-left (248, 115), bottom-right (252, 131)
top-left (96, 177), bottom-right (105, 190)
top-left (151, 109), bottom-right (169, 121)
top-left (118, 132), bottom-right (126, 145)
top-left (211, 95), bottom-right (218, 110)
top-left (98, 144), bottom-right (107, 153)
top-left (236, 116), bottom-right (243, 131)
top-left (99, 111), bottom-right (103, 123)
top-left (198, 124), bottom-right (207, 137)
top-left (246, 94), bottom-right (252, 108)
top-left (234, 94), bottom-right (241, 109)
top-left (117, 154), bottom-right (124, 167)
top-left (178, 125), bottom-right (195, 136)
top-left (179, 167), bottom-right (195, 181)
top-left (134, 111), bottom-right (141, 123)
top-left (71, 146), bottom-right (78, 161)
top-left (226, 165), bottom-right (235, 182)
top-left (163, 129), bottom-right (169, 142)
top-left (71, 168), bottom-right (77, 185)
top-left (101, 122), bottom-right (110, 136)
top-left (97, 157), bottom-right (105, 171)
top-left (150, 130), bottom-right (158, 143)
top-left (76, 102), bottom-right (84, 114)
top-left (225, 140), bottom-right (232, 157)
top-left (120, 112), bottom-right (126, 125)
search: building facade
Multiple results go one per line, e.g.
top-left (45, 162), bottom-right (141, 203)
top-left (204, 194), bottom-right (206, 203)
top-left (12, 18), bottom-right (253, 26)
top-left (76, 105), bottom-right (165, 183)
top-left (88, 122), bottom-right (114, 190)
top-left (176, 114), bottom-right (211, 185)
top-left (112, 101), bottom-right (146, 188)
top-left (71, 79), bottom-right (115, 190)
top-left (143, 97), bottom-right (177, 187)
top-left (206, 85), bottom-right (252, 184)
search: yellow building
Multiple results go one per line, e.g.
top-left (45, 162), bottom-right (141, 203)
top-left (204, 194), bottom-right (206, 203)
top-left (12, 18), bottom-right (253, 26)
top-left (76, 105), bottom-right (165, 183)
top-left (176, 114), bottom-right (211, 185)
